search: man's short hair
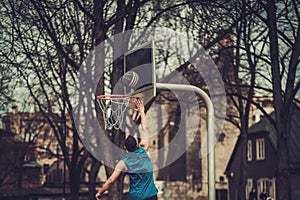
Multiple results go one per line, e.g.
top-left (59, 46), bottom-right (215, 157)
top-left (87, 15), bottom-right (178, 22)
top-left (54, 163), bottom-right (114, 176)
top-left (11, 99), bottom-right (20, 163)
top-left (125, 135), bottom-right (137, 152)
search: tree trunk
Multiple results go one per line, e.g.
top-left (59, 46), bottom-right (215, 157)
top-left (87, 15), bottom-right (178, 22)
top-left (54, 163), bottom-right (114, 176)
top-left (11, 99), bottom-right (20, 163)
top-left (89, 160), bottom-right (102, 200)
top-left (238, 130), bottom-right (247, 199)
top-left (266, 1), bottom-right (290, 199)
top-left (276, 125), bottom-right (290, 200)
top-left (69, 166), bottom-right (80, 200)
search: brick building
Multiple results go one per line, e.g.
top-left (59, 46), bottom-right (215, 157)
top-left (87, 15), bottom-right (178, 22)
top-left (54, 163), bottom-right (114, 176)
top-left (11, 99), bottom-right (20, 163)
top-left (1, 106), bottom-right (72, 188)
top-left (0, 129), bottom-right (40, 189)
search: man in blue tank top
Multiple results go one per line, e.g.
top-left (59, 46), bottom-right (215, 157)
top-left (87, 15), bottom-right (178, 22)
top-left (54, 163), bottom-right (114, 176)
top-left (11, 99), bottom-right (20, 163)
top-left (96, 99), bottom-right (158, 200)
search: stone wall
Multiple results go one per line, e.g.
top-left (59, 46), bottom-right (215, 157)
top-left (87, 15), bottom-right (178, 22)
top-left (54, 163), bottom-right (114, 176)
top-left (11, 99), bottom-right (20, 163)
top-left (156, 180), bottom-right (206, 200)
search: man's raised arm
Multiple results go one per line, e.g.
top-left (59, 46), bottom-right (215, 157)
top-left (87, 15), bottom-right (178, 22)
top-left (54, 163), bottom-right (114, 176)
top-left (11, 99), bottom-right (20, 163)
top-left (135, 99), bottom-right (150, 151)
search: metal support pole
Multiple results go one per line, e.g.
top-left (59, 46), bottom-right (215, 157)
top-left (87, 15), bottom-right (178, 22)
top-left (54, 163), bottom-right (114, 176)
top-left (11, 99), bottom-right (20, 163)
top-left (63, 122), bottom-right (66, 200)
top-left (61, 109), bottom-right (66, 200)
top-left (156, 83), bottom-right (215, 200)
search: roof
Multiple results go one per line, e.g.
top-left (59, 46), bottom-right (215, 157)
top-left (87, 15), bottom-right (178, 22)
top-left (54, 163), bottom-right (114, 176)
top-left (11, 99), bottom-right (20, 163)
top-left (224, 135), bottom-right (241, 175)
top-left (288, 106), bottom-right (300, 168)
top-left (23, 161), bottom-right (41, 168)
top-left (0, 129), bottom-right (16, 137)
top-left (249, 105), bottom-right (300, 169)
top-left (248, 112), bottom-right (277, 149)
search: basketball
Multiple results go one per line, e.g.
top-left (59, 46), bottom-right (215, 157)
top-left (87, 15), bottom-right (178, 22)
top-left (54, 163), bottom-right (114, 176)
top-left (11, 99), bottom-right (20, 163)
top-left (122, 71), bottom-right (140, 88)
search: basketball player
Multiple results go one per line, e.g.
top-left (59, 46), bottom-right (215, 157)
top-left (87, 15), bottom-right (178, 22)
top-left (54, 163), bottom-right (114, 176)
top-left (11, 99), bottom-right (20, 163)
top-left (95, 99), bottom-right (158, 200)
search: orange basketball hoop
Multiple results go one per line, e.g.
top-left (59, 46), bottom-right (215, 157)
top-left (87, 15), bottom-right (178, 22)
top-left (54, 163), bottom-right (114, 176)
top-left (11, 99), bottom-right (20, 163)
top-left (97, 94), bottom-right (140, 130)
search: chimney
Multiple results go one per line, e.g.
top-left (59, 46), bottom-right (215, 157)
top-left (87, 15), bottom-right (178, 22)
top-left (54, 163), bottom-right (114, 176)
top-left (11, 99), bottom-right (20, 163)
top-left (12, 105), bottom-right (18, 115)
top-left (34, 105), bottom-right (39, 112)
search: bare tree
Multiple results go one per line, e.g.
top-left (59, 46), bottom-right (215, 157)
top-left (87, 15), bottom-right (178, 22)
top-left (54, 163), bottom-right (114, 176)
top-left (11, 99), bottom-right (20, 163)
top-left (0, 7), bottom-right (15, 114)
top-left (2, 0), bottom-right (268, 200)
top-left (225, 0), bottom-right (300, 199)
top-left (262, 1), bottom-right (300, 199)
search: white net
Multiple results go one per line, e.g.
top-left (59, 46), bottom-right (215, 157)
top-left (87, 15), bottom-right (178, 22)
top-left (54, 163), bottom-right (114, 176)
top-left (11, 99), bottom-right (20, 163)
top-left (97, 95), bottom-right (136, 130)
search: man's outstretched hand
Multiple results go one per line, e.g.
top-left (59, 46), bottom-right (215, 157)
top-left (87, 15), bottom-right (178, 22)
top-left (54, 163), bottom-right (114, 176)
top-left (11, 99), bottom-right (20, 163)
top-left (95, 191), bottom-right (102, 200)
top-left (135, 98), bottom-right (145, 114)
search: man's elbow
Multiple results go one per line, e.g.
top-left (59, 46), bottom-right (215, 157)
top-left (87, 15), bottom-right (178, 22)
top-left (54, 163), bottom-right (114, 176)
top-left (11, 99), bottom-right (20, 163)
top-left (142, 145), bottom-right (149, 152)
top-left (107, 177), bottom-right (116, 186)
top-left (140, 141), bottom-right (149, 151)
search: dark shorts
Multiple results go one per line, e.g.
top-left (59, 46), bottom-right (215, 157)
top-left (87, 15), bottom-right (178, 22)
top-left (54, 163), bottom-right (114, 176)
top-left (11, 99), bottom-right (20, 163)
top-left (144, 195), bottom-right (158, 200)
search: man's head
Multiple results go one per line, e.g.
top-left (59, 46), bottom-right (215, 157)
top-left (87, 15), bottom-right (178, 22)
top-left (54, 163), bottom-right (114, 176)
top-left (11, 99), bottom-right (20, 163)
top-left (125, 135), bottom-right (137, 152)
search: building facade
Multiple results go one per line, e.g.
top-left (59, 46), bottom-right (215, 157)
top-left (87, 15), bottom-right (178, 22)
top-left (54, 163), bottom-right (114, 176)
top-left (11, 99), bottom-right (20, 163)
top-left (225, 104), bottom-right (300, 200)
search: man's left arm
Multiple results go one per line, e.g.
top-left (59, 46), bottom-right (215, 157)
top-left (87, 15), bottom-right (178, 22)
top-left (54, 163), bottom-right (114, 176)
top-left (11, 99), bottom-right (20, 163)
top-left (95, 160), bottom-right (127, 199)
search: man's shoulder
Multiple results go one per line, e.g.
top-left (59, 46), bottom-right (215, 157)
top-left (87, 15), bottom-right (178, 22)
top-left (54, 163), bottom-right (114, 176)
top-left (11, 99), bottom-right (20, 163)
top-left (115, 159), bottom-right (128, 171)
top-left (138, 146), bottom-right (146, 152)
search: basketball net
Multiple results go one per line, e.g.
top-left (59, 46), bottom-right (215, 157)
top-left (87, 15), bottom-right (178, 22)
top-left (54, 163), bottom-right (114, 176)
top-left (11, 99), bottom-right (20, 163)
top-left (97, 94), bottom-right (138, 130)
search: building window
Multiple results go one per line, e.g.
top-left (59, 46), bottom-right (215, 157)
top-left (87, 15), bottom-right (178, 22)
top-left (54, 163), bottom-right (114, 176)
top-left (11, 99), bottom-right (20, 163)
top-left (246, 178), bottom-right (253, 200)
top-left (269, 178), bottom-right (276, 199)
top-left (257, 178), bottom-right (268, 197)
top-left (24, 155), bottom-right (29, 162)
top-left (247, 140), bottom-right (252, 161)
top-left (43, 127), bottom-right (50, 141)
top-left (257, 178), bottom-right (276, 199)
top-left (218, 132), bottom-right (226, 142)
top-left (252, 115), bottom-right (256, 122)
top-left (256, 138), bottom-right (265, 160)
top-left (44, 145), bottom-right (48, 154)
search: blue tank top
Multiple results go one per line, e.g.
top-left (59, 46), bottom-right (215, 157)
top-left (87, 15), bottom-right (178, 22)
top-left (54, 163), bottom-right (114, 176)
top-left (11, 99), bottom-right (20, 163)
top-left (122, 147), bottom-right (158, 200)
